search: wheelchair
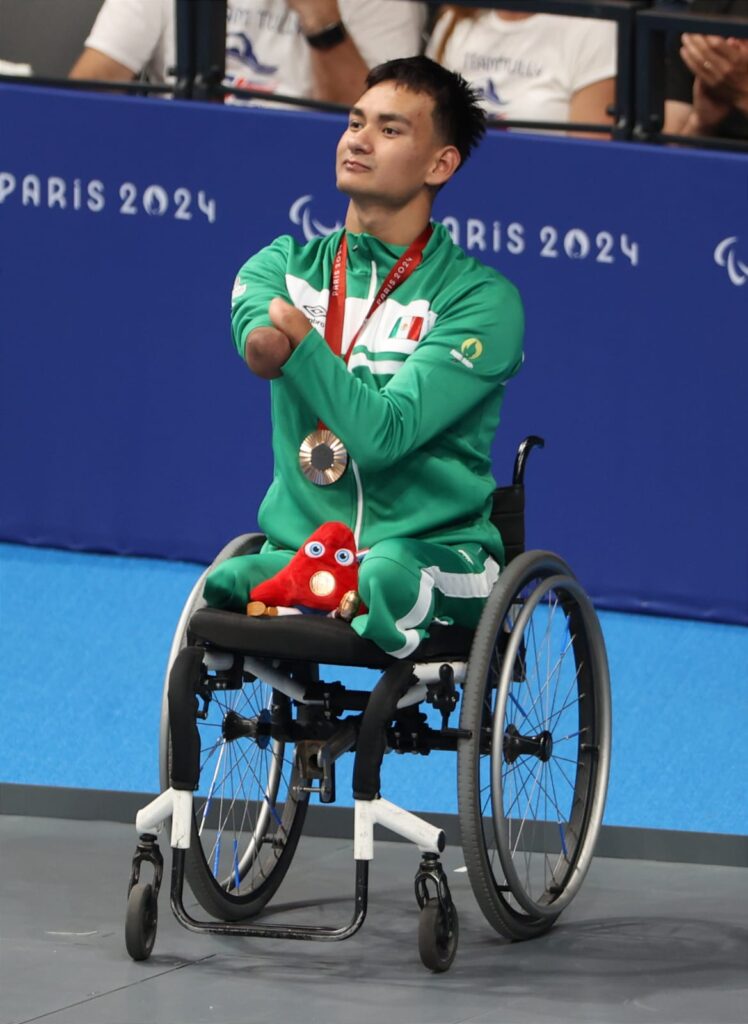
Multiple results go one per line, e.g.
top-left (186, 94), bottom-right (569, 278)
top-left (126, 436), bottom-right (611, 973)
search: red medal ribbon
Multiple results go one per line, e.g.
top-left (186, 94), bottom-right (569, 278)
top-left (315, 223), bottom-right (433, 432)
top-left (324, 222), bottom-right (433, 364)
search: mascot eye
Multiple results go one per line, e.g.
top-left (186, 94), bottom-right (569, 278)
top-left (335, 548), bottom-right (354, 565)
top-left (304, 541), bottom-right (326, 558)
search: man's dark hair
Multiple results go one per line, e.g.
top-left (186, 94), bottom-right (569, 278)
top-left (365, 55), bottom-right (486, 167)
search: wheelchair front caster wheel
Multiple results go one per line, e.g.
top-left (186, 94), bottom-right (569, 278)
top-left (125, 882), bottom-right (158, 961)
top-left (418, 898), bottom-right (459, 973)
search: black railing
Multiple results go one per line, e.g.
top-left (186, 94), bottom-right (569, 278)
top-left (0, 0), bottom-right (746, 151)
top-left (0, 73), bottom-right (174, 95)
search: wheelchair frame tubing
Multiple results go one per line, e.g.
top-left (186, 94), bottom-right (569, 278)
top-left (169, 848), bottom-right (369, 942)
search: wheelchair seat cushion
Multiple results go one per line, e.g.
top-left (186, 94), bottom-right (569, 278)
top-left (188, 608), bottom-right (474, 667)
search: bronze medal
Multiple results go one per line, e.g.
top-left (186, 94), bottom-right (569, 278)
top-left (299, 428), bottom-right (348, 486)
top-left (309, 570), bottom-right (336, 597)
top-left (335, 590), bottom-right (361, 622)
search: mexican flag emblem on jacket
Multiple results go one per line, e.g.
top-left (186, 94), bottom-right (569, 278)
top-left (389, 315), bottom-right (424, 341)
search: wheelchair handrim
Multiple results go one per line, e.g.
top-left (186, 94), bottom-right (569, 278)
top-left (490, 573), bottom-right (610, 918)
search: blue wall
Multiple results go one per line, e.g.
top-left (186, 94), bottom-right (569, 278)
top-left (1, 84), bottom-right (747, 624)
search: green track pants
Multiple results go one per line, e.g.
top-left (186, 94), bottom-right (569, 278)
top-left (203, 538), bottom-right (500, 658)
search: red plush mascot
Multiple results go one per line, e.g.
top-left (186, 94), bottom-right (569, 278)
top-left (247, 522), bottom-right (365, 620)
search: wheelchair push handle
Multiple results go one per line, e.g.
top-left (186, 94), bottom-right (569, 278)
top-left (512, 435), bottom-right (545, 488)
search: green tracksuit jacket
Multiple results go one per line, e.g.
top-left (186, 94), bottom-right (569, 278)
top-left (231, 222), bottom-right (524, 563)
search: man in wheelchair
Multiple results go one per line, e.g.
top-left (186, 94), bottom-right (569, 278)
top-left (126, 56), bottom-right (610, 974)
top-left (203, 55), bottom-right (524, 657)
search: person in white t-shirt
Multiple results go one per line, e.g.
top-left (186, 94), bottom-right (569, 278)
top-left (69, 0), bottom-right (427, 105)
top-left (426, 8), bottom-right (617, 137)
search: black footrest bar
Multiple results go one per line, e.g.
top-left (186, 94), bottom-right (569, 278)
top-left (170, 849), bottom-right (368, 942)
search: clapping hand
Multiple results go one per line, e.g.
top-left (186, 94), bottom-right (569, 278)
top-left (680, 33), bottom-right (748, 131)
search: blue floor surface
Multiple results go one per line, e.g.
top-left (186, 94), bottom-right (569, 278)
top-left (2, 542), bottom-right (746, 834)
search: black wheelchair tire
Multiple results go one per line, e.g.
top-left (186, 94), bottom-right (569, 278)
top-left (125, 882), bottom-right (158, 961)
top-left (418, 898), bottom-right (459, 973)
top-left (457, 550), bottom-right (611, 941)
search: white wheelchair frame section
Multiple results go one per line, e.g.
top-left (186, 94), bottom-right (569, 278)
top-left (137, 654), bottom-right (468, 857)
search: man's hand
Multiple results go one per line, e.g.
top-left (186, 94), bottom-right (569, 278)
top-left (268, 297), bottom-right (313, 347)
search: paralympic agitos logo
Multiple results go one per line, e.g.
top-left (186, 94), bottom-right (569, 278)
top-left (289, 195), bottom-right (342, 241)
top-left (714, 237), bottom-right (748, 287)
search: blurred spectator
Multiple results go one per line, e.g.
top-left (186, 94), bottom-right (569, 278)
top-left (69, 0), bottom-right (427, 105)
top-left (0, 59), bottom-right (32, 77)
top-left (425, 7), bottom-right (617, 136)
top-left (663, 0), bottom-right (748, 139)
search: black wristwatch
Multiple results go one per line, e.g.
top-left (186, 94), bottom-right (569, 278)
top-left (304, 20), bottom-right (347, 50)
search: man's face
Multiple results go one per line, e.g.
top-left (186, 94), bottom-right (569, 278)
top-left (336, 81), bottom-right (447, 207)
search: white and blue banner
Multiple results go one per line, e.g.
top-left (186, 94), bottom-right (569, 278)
top-left (1, 83), bottom-right (746, 624)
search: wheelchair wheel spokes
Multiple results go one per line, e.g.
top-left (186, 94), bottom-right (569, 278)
top-left (185, 676), bottom-right (310, 921)
top-left (493, 579), bottom-right (593, 918)
top-left (197, 690), bottom-right (286, 881)
top-left (459, 553), bottom-right (611, 941)
top-left (474, 574), bottom-right (561, 928)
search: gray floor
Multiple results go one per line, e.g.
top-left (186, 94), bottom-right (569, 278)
top-left (2, 816), bottom-right (747, 1024)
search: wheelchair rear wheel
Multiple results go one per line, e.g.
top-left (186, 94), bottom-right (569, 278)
top-left (458, 551), bottom-right (611, 940)
top-left (159, 533), bottom-right (265, 792)
top-left (184, 674), bottom-right (310, 921)
top-left (159, 532), bottom-right (309, 921)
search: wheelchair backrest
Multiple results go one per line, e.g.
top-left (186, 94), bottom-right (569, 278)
top-left (490, 436), bottom-right (544, 564)
top-left (490, 485), bottom-right (524, 564)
